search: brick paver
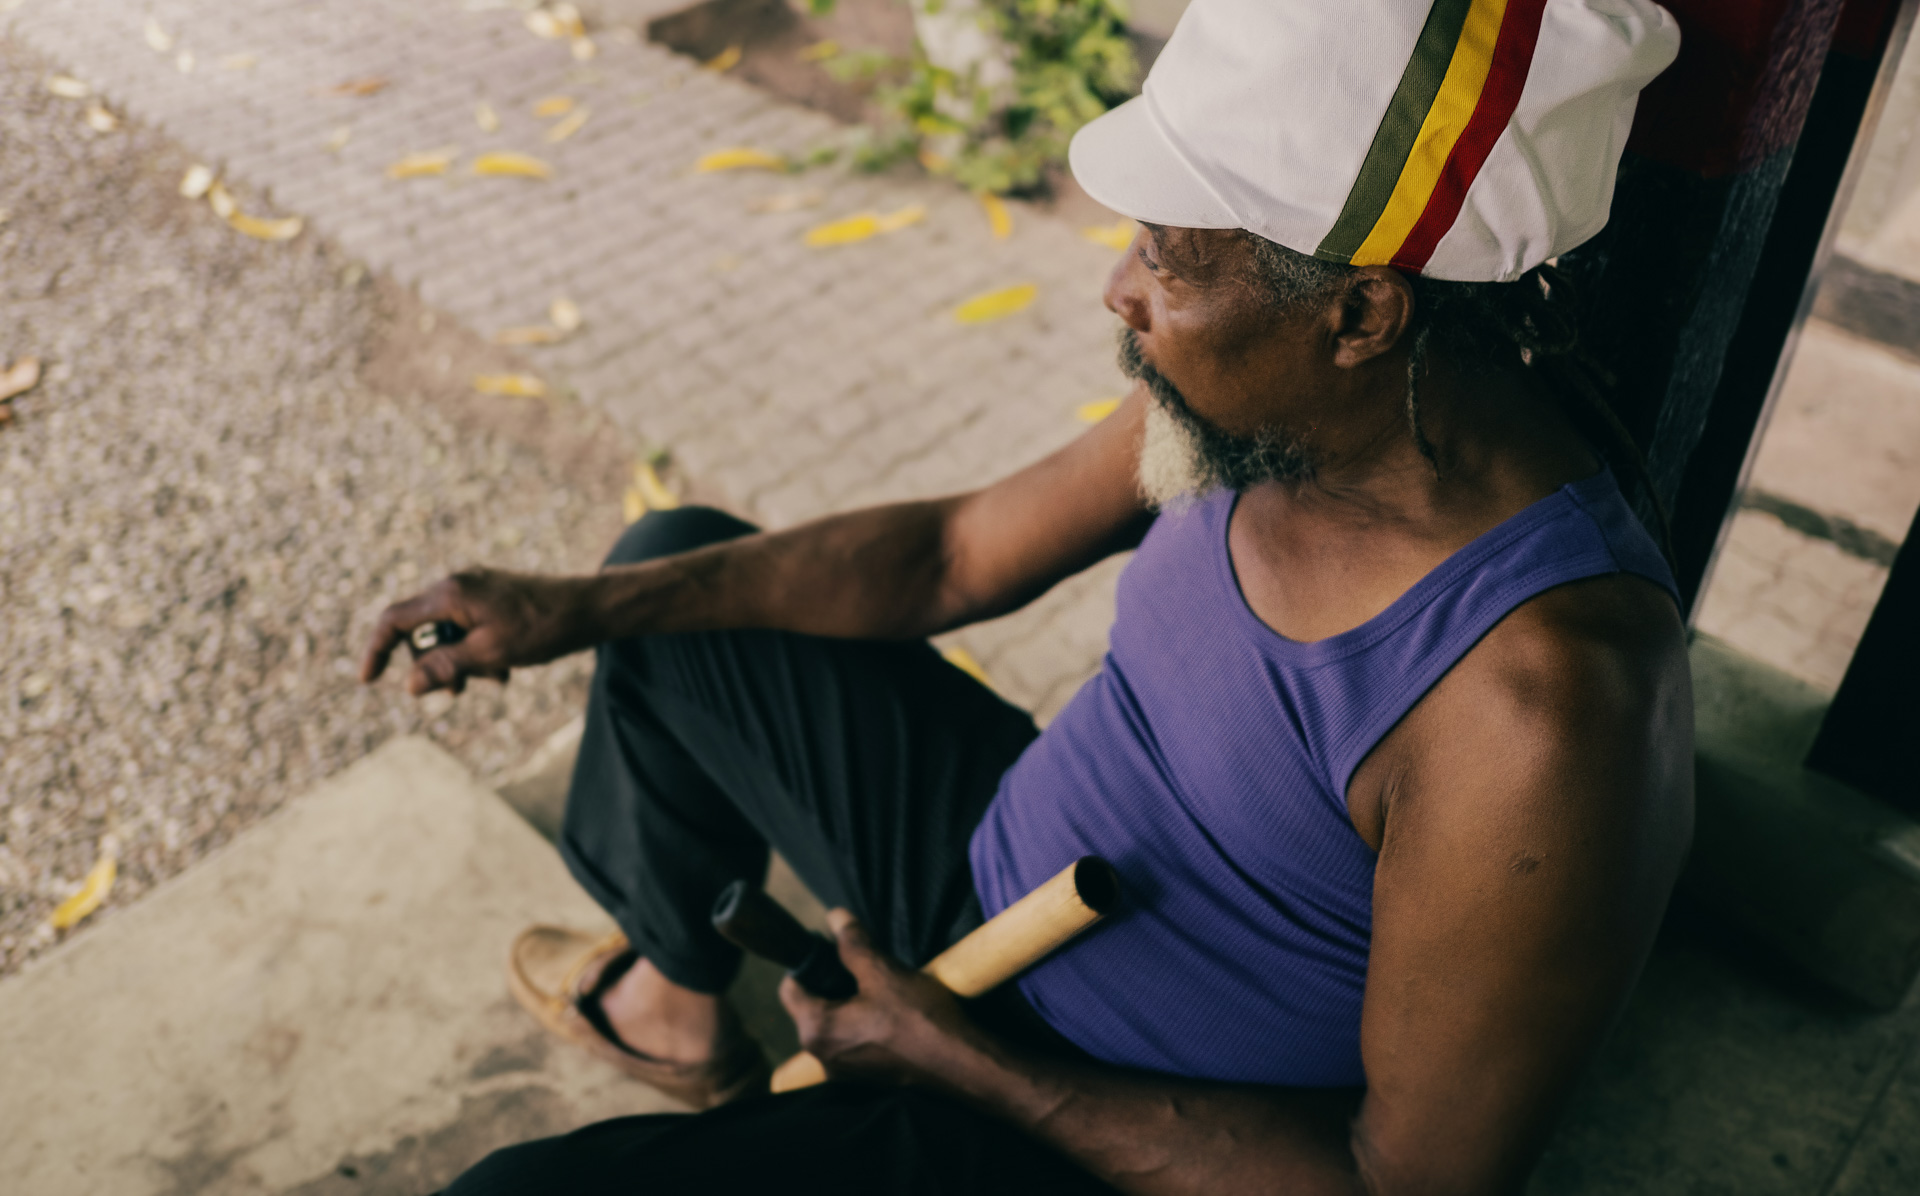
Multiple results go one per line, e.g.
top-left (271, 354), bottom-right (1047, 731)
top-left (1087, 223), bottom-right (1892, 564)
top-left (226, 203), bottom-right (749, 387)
top-left (5, 0), bottom-right (1132, 714)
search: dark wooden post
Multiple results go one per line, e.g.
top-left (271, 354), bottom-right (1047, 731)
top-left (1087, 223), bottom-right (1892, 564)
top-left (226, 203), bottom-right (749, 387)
top-left (1557, 0), bottom-right (1915, 611)
top-left (1805, 508), bottom-right (1920, 810)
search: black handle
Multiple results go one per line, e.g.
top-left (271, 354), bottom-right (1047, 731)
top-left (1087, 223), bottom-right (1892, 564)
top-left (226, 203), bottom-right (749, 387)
top-left (711, 880), bottom-right (857, 1001)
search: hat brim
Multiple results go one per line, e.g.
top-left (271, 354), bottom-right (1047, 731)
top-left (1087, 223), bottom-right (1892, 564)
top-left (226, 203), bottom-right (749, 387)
top-left (1069, 95), bottom-right (1241, 232)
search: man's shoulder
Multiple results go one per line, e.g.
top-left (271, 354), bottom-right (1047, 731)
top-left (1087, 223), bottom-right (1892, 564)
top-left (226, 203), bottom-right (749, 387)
top-left (1350, 570), bottom-right (1691, 858)
top-left (1472, 570), bottom-right (1688, 728)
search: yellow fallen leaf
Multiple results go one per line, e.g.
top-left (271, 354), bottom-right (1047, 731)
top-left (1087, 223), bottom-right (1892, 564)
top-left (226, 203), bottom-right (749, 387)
top-left (695, 147), bottom-right (786, 173)
top-left (875, 204), bottom-right (926, 233)
top-left (550, 296), bottom-right (583, 331)
top-left (324, 124), bottom-right (352, 152)
top-left (748, 190), bottom-right (823, 213)
top-left (144, 16), bottom-right (173, 52)
top-left (953, 283), bottom-right (1037, 324)
top-left (979, 192), bottom-right (1011, 239)
top-left (325, 76), bottom-right (388, 97)
top-left (494, 325), bottom-right (564, 345)
top-left (805, 212), bottom-right (880, 246)
top-left (545, 107), bottom-right (590, 142)
top-left (222, 53), bottom-right (259, 71)
top-left (799, 39), bottom-right (839, 61)
top-left (472, 151), bottom-right (552, 178)
top-left (49, 852), bottom-right (116, 931)
top-left (475, 100), bottom-right (499, 133)
top-left (175, 49), bottom-right (194, 74)
top-left (623, 487), bottom-right (646, 523)
top-left (806, 205), bottom-right (924, 247)
top-left (1076, 397), bottom-right (1123, 423)
top-left (533, 94), bottom-right (575, 118)
top-left (942, 646), bottom-right (995, 690)
top-left (527, 3), bottom-right (585, 39)
top-left (571, 35), bottom-right (597, 61)
top-left (918, 147), bottom-right (950, 173)
top-left (633, 459), bottom-right (679, 511)
top-left (388, 148), bottom-right (457, 178)
top-left (0, 357), bottom-right (42, 402)
top-left (83, 101), bottom-right (118, 133)
top-left (46, 75), bottom-right (89, 99)
top-left (229, 211), bottom-right (303, 241)
top-left (179, 164), bottom-right (215, 198)
top-left (705, 44), bottom-right (743, 72)
top-left (1082, 219), bottom-right (1135, 251)
top-left (207, 180), bottom-right (237, 218)
top-left (473, 374), bottom-right (548, 397)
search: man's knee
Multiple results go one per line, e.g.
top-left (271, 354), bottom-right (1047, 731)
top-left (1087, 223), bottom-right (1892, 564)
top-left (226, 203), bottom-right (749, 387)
top-left (604, 506), bottom-right (759, 569)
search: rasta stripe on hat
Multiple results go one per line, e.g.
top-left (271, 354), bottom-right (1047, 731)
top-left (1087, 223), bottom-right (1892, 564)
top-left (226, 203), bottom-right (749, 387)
top-left (1067, 0), bottom-right (1679, 282)
top-left (1315, 0), bottom-right (1550, 274)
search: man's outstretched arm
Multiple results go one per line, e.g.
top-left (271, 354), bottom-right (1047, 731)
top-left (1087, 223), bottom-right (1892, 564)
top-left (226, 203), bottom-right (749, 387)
top-left (360, 391), bottom-right (1153, 695)
top-left (781, 576), bottom-right (1694, 1195)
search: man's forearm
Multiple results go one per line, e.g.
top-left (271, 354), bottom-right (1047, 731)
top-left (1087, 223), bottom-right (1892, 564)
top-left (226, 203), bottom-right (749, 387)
top-left (930, 1026), bottom-right (1367, 1196)
top-left (583, 498), bottom-right (970, 643)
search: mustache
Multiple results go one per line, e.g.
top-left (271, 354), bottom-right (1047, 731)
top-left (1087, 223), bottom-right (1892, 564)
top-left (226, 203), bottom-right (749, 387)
top-left (1117, 327), bottom-right (1198, 421)
top-left (1117, 327), bottom-right (1151, 383)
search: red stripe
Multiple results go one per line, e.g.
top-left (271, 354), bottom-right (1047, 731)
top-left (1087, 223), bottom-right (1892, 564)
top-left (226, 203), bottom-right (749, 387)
top-left (1392, 0), bottom-right (1551, 273)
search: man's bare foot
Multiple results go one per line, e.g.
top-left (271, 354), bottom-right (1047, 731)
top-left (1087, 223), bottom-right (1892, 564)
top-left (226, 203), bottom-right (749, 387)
top-left (596, 956), bottom-right (725, 1065)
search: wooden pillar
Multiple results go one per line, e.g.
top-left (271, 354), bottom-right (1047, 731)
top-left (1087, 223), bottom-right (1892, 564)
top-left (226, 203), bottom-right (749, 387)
top-left (1557, 0), bottom-right (1915, 611)
top-left (1805, 506), bottom-right (1920, 811)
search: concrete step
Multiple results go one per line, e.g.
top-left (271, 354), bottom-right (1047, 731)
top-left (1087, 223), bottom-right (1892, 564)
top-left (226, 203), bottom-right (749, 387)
top-left (0, 737), bottom-right (682, 1196)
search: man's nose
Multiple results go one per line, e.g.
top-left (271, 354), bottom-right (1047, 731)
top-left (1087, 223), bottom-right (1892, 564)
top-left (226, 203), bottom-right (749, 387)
top-left (1103, 236), bottom-right (1151, 333)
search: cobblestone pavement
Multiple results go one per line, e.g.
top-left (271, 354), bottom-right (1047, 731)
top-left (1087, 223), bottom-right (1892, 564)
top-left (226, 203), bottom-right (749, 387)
top-left (1696, 319), bottom-right (1920, 693)
top-left (0, 35), bottom-right (635, 977)
top-left (3, 0), bottom-right (1135, 723)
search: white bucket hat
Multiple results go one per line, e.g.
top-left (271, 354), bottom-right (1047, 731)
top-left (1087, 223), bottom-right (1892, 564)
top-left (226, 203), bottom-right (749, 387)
top-left (1070, 0), bottom-right (1681, 282)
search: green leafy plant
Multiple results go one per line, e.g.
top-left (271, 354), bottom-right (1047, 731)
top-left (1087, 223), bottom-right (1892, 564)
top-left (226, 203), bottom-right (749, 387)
top-left (813, 0), bottom-right (1139, 195)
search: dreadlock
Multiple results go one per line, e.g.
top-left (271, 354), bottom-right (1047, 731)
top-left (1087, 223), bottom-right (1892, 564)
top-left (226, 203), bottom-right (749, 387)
top-left (1238, 232), bottom-right (1675, 567)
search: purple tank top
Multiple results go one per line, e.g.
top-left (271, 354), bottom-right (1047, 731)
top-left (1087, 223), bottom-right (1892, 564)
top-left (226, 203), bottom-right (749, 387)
top-left (969, 470), bottom-right (1676, 1087)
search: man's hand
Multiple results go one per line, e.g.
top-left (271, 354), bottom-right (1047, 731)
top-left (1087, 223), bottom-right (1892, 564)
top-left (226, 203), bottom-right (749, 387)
top-left (360, 568), bottom-right (600, 696)
top-left (778, 910), bottom-right (987, 1089)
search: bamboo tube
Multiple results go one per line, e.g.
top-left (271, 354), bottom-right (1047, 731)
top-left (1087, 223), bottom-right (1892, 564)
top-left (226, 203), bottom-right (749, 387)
top-left (770, 856), bottom-right (1118, 1093)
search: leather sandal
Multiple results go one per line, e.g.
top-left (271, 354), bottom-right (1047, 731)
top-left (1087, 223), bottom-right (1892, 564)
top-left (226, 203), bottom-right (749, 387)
top-left (507, 925), bottom-right (771, 1109)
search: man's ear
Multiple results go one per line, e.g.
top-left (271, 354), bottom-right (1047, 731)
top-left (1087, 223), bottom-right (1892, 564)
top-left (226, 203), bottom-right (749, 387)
top-left (1330, 267), bottom-right (1415, 369)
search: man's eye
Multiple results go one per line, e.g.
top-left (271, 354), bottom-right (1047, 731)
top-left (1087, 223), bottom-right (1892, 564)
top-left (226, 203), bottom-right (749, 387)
top-left (1137, 246), bottom-right (1161, 272)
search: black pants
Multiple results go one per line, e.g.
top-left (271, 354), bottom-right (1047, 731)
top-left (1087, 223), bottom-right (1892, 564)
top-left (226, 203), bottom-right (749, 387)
top-left (449, 507), bottom-right (1115, 1195)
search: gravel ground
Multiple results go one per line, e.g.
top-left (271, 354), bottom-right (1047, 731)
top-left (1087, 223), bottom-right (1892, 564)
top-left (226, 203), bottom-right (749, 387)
top-left (0, 38), bottom-right (634, 976)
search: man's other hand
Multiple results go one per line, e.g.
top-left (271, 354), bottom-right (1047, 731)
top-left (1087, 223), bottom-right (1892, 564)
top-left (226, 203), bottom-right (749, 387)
top-left (779, 910), bottom-right (985, 1089)
top-left (360, 568), bottom-right (596, 696)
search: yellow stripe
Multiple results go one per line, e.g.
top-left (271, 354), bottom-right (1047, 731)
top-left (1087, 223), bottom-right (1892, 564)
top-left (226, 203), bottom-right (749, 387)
top-left (1349, 0), bottom-right (1508, 268)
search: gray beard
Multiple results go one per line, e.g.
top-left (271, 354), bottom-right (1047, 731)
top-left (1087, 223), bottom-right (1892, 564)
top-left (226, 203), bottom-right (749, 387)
top-left (1118, 329), bottom-right (1315, 509)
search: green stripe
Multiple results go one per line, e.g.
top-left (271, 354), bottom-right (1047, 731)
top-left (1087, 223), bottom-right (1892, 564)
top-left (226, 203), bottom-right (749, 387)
top-left (1314, 0), bottom-right (1476, 264)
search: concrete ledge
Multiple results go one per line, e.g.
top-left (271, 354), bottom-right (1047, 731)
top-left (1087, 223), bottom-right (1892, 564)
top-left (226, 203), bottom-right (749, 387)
top-left (0, 736), bottom-right (679, 1196)
top-left (1686, 636), bottom-right (1920, 1009)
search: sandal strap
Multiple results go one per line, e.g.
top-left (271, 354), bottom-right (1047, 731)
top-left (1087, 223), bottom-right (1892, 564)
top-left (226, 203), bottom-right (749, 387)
top-left (559, 931), bottom-right (631, 1005)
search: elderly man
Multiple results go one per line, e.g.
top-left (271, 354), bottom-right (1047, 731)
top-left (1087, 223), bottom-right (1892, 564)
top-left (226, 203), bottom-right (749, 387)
top-left (363, 0), bottom-right (1692, 1191)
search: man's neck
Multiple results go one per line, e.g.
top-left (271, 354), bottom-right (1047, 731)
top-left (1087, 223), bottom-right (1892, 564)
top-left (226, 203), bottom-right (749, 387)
top-left (1228, 355), bottom-right (1599, 643)
top-left (1275, 352), bottom-right (1595, 531)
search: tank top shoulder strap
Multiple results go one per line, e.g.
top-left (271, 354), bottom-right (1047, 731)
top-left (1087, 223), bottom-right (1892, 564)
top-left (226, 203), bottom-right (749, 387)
top-left (1319, 469), bottom-right (1677, 801)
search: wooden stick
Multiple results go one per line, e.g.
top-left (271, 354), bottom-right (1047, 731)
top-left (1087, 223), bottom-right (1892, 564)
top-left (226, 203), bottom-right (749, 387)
top-left (770, 856), bottom-right (1118, 1093)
